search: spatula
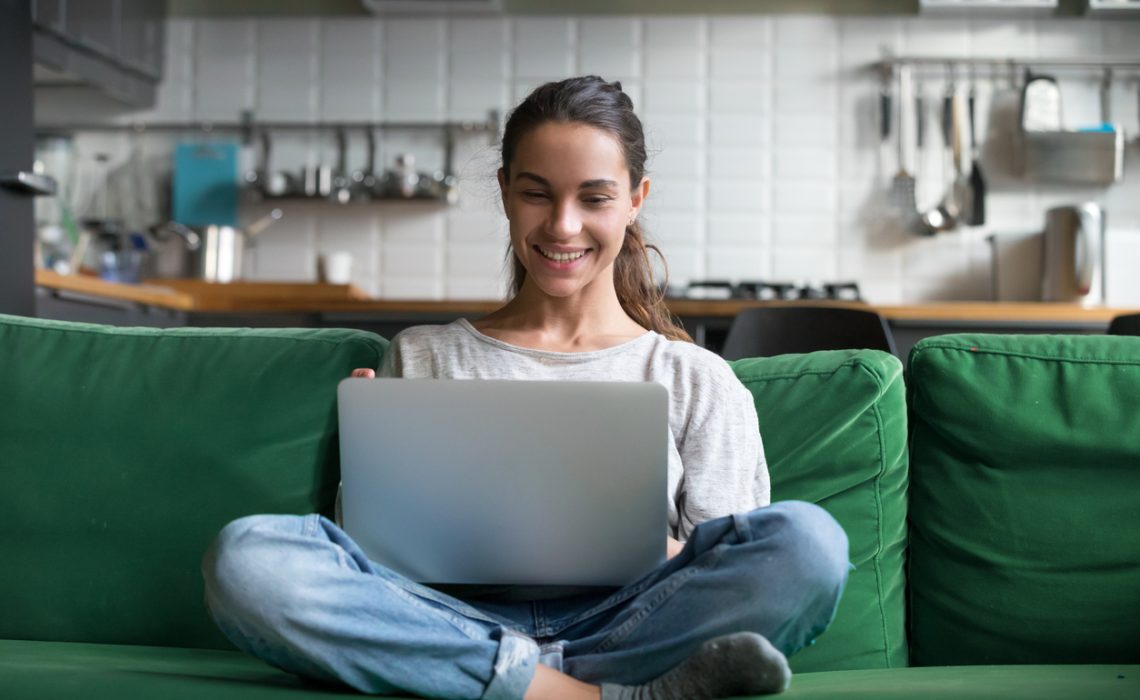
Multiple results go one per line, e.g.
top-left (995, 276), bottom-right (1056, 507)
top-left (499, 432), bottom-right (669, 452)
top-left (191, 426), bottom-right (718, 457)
top-left (889, 66), bottom-right (916, 216)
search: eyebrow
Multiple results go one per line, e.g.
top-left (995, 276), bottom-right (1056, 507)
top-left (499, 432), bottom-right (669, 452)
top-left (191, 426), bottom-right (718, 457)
top-left (516, 172), bottom-right (619, 190)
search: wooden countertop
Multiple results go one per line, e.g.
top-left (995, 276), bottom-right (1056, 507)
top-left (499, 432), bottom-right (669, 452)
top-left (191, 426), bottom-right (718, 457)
top-left (35, 269), bottom-right (1139, 324)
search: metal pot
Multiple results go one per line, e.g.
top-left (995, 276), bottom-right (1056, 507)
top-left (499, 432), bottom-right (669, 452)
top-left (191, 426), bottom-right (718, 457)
top-left (152, 209), bottom-right (282, 283)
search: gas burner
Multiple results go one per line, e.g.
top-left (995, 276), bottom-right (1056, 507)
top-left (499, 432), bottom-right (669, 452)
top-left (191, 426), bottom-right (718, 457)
top-left (673, 280), bottom-right (865, 301)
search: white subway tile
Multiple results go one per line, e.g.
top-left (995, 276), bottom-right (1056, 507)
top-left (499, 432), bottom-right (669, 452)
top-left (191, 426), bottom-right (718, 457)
top-left (650, 146), bottom-right (703, 178)
top-left (193, 19), bottom-right (255, 121)
top-left (382, 242), bottom-right (442, 278)
top-left (643, 18), bottom-right (704, 51)
top-left (773, 214), bottom-right (838, 246)
top-left (384, 19), bottom-right (445, 82)
top-left (449, 18), bottom-right (510, 55)
top-left (653, 242), bottom-right (703, 281)
top-left (446, 275), bottom-right (507, 300)
top-left (708, 17), bottom-right (770, 48)
top-left (320, 20), bottom-right (380, 121)
top-left (858, 281), bottom-right (904, 305)
top-left (708, 115), bottom-right (769, 147)
top-left (446, 242), bottom-right (506, 277)
top-left (901, 19), bottom-right (970, 58)
top-left (772, 246), bottom-right (838, 282)
top-left (578, 17), bottom-right (640, 50)
top-left (644, 49), bottom-right (703, 80)
top-left (643, 213), bottom-right (701, 244)
top-left (773, 48), bottom-right (837, 80)
top-left (773, 16), bottom-right (838, 51)
top-left (643, 80), bottom-right (704, 114)
top-left (383, 80), bottom-right (445, 121)
top-left (838, 245), bottom-right (903, 282)
top-left (774, 80), bottom-right (837, 114)
top-left (773, 115), bottom-right (838, 148)
top-left (513, 18), bottom-right (574, 77)
top-left (645, 114), bottom-right (704, 148)
top-left (252, 245), bottom-right (316, 282)
top-left (707, 244), bottom-right (769, 280)
top-left (450, 43), bottom-right (509, 83)
top-left (382, 275), bottom-right (441, 299)
top-left (256, 20), bottom-right (319, 121)
top-left (448, 209), bottom-right (508, 243)
top-left (579, 49), bottom-right (641, 80)
top-left (708, 181), bottom-right (770, 213)
top-left (1033, 19), bottom-right (1101, 57)
top-left (1105, 229), bottom-right (1140, 305)
top-left (709, 48), bottom-right (770, 81)
top-left (383, 207), bottom-right (445, 243)
top-left (969, 19), bottom-right (1035, 58)
top-left (709, 81), bottom-right (770, 113)
top-left (776, 149), bottom-right (838, 180)
top-left (709, 147), bottom-right (770, 179)
top-left (449, 81), bottom-right (509, 121)
top-left (901, 235), bottom-right (971, 279)
top-left (641, 177), bottom-right (702, 212)
top-left (839, 18), bottom-right (903, 65)
top-left (707, 214), bottom-right (769, 245)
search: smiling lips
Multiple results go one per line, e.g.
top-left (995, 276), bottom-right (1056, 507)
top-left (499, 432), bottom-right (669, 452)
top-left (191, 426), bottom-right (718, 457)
top-left (535, 245), bottom-right (590, 263)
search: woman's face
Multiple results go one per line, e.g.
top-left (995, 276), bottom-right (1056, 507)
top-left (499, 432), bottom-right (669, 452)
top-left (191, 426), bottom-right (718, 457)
top-left (499, 121), bottom-right (649, 301)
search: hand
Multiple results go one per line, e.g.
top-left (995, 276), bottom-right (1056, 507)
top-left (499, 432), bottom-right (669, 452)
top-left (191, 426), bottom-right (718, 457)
top-left (350, 368), bottom-right (376, 379)
top-left (666, 536), bottom-right (684, 560)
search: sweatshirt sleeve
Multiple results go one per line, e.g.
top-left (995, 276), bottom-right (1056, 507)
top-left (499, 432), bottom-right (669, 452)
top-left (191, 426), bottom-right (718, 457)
top-left (675, 364), bottom-right (771, 539)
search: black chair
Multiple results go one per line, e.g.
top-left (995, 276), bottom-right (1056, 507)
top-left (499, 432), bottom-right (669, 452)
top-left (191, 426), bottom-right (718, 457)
top-left (721, 306), bottom-right (898, 360)
top-left (1108, 313), bottom-right (1140, 336)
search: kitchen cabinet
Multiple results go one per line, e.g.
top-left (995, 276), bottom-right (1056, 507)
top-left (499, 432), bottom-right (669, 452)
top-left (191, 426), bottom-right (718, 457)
top-left (32, 0), bottom-right (166, 107)
top-left (1, 0), bottom-right (36, 317)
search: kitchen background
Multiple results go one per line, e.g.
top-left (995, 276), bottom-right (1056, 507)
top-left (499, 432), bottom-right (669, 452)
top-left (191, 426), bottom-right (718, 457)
top-left (31, 6), bottom-right (1140, 304)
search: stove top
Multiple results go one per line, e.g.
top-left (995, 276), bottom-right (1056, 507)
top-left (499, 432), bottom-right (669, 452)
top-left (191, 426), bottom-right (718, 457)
top-left (672, 281), bottom-right (863, 302)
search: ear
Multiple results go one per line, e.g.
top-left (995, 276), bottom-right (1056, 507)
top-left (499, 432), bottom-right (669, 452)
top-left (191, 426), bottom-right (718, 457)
top-left (497, 168), bottom-right (509, 215)
top-left (629, 176), bottom-right (650, 222)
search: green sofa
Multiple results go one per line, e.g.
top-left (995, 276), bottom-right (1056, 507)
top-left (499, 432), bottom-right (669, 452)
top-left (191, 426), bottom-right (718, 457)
top-left (1, 313), bottom-right (1136, 699)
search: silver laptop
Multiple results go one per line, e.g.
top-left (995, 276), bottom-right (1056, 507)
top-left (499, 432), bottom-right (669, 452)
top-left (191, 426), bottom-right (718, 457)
top-left (337, 378), bottom-right (668, 586)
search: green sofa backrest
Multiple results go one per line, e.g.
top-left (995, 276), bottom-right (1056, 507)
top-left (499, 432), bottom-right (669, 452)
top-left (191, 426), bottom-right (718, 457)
top-left (731, 350), bottom-right (909, 672)
top-left (907, 334), bottom-right (1140, 665)
top-left (0, 315), bottom-right (387, 650)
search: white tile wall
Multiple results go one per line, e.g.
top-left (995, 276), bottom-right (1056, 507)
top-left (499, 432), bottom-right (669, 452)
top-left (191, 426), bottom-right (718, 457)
top-left (57, 14), bottom-right (1140, 305)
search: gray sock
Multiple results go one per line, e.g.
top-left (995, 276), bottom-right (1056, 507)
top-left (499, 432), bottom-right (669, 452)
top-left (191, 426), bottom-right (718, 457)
top-left (599, 632), bottom-right (791, 700)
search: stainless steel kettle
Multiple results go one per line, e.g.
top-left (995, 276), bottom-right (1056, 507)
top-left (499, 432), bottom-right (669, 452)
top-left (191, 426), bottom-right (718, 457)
top-left (1041, 203), bottom-right (1105, 303)
top-left (151, 209), bottom-right (282, 283)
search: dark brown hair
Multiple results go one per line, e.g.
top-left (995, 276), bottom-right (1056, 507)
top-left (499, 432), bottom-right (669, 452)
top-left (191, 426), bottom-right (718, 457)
top-left (500, 76), bottom-right (692, 342)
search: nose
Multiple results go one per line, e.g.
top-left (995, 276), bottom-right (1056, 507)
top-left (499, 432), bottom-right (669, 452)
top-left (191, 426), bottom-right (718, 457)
top-left (547, 198), bottom-right (583, 239)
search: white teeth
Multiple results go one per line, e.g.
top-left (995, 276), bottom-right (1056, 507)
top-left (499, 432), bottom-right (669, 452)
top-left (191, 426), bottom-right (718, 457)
top-left (538, 247), bottom-right (587, 262)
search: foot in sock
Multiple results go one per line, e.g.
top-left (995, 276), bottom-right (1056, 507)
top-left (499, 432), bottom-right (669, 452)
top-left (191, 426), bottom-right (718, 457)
top-left (599, 631), bottom-right (791, 700)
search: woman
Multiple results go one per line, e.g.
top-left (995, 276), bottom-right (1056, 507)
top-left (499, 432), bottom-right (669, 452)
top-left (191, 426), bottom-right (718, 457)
top-left (203, 76), bottom-right (849, 700)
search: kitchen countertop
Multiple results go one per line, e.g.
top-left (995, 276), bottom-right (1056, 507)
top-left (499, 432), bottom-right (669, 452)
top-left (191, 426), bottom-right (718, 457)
top-left (34, 269), bottom-right (1140, 324)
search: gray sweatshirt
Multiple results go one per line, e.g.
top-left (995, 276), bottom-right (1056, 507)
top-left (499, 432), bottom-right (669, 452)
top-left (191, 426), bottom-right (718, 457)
top-left (376, 319), bottom-right (770, 540)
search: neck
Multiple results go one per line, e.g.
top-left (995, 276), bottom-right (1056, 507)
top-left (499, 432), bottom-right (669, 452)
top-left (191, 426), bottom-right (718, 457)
top-left (495, 276), bottom-right (643, 342)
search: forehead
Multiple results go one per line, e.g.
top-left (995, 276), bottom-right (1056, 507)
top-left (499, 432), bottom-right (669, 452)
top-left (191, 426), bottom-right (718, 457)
top-left (510, 122), bottom-right (629, 184)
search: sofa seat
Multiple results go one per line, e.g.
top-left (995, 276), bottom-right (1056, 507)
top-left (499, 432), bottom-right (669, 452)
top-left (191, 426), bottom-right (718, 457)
top-left (2, 640), bottom-right (1136, 700)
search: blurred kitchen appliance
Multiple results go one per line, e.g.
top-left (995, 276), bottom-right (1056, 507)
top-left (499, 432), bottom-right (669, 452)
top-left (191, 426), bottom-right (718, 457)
top-left (1041, 203), bottom-right (1106, 303)
top-left (990, 204), bottom-right (1107, 303)
top-left (152, 209), bottom-right (282, 283)
top-left (989, 231), bottom-right (1046, 301)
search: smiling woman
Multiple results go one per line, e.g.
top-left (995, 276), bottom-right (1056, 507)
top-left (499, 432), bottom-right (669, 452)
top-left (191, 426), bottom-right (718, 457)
top-left (482, 76), bottom-right (691, 349)
top-left (202, 76), bottom-right (850, 700)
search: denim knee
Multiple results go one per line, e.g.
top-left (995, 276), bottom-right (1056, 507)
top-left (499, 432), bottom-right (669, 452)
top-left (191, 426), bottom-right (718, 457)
top-left (746, 501), bottom-right (851, 598)
top-left (202, 513), bottom-right (314, 625)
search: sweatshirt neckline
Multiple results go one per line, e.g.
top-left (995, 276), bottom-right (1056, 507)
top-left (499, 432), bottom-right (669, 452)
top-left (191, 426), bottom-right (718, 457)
top-left (455, 318), bottom-right (657, 360)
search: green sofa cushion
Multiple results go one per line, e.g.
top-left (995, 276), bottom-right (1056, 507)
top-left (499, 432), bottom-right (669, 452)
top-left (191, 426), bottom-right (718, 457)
top-left (731, 350), bottom-right (909, 672)
top-left (907, 334), bottom-right (1140, 666)
top-left (0, 315), bottom-right (386, 651)
top-left (6, 641), bottom-right (1133, 700)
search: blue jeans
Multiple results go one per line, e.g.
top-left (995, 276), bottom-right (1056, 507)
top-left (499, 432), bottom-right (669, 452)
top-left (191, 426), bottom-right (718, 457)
top-left (202, 501), bottom-right (849, 700)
